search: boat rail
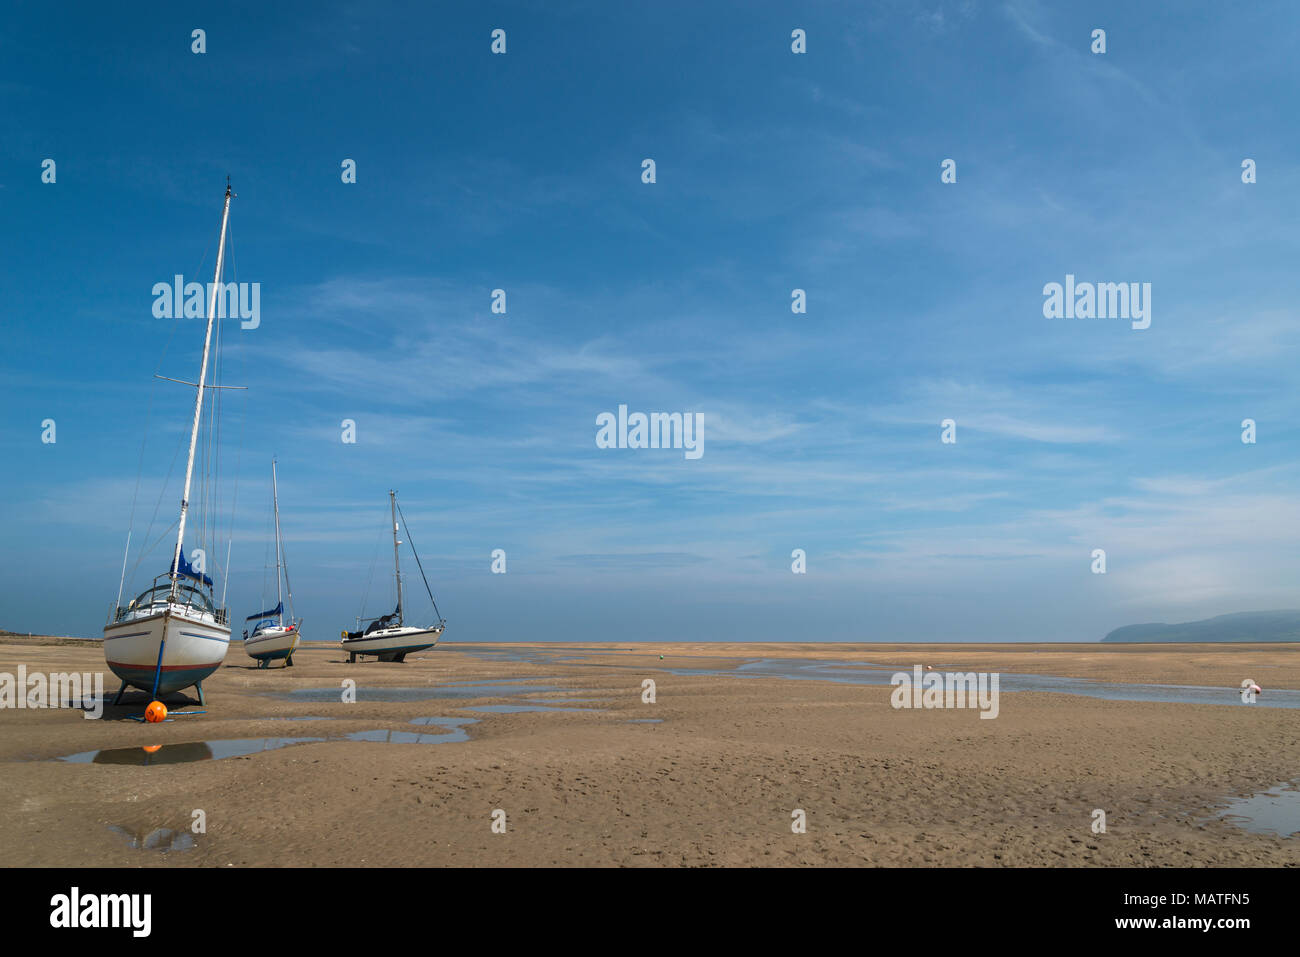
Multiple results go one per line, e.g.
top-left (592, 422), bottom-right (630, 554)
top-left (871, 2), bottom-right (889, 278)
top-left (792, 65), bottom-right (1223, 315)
top-left (110, 603), bottom-right (229, 625)
top-left (109, 574), bottom-right (228, 626)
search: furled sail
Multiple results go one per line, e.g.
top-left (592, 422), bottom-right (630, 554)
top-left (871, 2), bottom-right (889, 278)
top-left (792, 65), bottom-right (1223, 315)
top-left (170, 552), bottom-right (214, 587)
top-left (345, 603), bottom-right (400, 640)
top-left (246, 601), bottom-right (283, 622)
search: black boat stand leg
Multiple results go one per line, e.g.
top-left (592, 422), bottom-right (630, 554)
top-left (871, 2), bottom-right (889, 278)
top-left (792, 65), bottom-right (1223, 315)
top-left (112, 680), bottom-right (128, 706)
top-left (194, 681), bottom-right (205, 706)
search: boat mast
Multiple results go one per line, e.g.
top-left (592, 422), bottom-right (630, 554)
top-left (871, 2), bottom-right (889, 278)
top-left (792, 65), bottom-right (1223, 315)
top-left (390, 490), bottom-right (403, 626)
top-left (169, 180), bottom-right (232, 601)
top-left (272, 457), bottom-right (284, 627)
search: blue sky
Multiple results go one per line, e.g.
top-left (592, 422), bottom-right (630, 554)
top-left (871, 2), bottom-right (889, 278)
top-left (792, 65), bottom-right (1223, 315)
top-left (4, 1), bottom-right (1300, 641)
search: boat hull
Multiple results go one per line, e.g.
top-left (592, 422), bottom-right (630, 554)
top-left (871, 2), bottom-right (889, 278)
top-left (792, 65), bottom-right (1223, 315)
top-left (341, 624), bottom-right (442, 661)
top-left (103, 610), bottom-right (230, 697)
top-left (244, 626), bottom-right (301, 663)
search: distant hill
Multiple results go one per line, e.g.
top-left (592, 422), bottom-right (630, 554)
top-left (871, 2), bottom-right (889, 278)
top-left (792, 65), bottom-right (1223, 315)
top-left (1103, 610), bottom-right (1300, 643)
top-left (0, 629), bottom-right (98, 645)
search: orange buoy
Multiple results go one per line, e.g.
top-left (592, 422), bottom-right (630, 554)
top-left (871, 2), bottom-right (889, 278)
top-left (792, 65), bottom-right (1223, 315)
top-left (144, 700), bottom-right (168, 723)
top-left (142, 744), bottom-right (162, 753)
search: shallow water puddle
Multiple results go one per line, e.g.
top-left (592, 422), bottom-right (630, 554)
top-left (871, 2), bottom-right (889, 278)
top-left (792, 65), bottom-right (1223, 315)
top-left (264, 716), bottom-right (338, 722)
top-left (626, 718), bottom-right (663, 724)
top-left (279, 682), bottom-right (566, 702)
top-left (107, 824), bottom-right (195, 852)
top-left (458, 647), bottom-right (1300, 709)
top-left (465, 704), bottom-right (602, 714)
top-left (361, 716), bottom-right (478, 743)
top-left (527, 697), bottom-right (609, 704)
top-left (666, 659), bottom-right (1300, 709)
top-left (60, 737), bottom-right (327, 765)
top-left (458, 647), bottom-right (597, 665)
top-left (55, 718), bottom-right (477, 765)
top-left (1217, 782), bottom-right (1300, 837)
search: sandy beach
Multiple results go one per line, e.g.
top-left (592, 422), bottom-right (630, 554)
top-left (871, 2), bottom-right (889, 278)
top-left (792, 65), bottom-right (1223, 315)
top-left (0, 639), bottom-right (1296, 867)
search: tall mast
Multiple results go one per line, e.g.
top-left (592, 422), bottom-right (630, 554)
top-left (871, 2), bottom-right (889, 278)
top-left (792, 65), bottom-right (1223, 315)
top-left (390, 490), bottom-right (403, 626)
top-left (170, 180), bottom-right (232, 600)
top-left (271, 458), bottom-right (284, 626)
top-left (280, 472), bottom-right (297, 627)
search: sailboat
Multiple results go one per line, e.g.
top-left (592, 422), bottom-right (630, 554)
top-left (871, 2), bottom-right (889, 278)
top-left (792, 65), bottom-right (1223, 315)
top-left (243, 458), bottom-right (302, 668)
top-left (104, 182), bottom-right (237, 705)
top-left (341, 491), bottom-right (445, 662)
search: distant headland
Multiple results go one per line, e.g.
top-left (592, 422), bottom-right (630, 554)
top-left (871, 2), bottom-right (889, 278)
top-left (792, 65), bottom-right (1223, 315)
top-left (1102, 610), bottom-right (1300, 643)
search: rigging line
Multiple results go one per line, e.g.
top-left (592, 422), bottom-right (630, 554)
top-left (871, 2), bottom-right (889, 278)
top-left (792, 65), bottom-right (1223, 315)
top-left (209, 219), bottom-right (232, 572)
top-left (204, 306), bottom-right (221, 567)
top-left (127, 422), bottom-right (189, 584)
top-left (201, 285), bottom-right (220, 564)
top-left (146, 520), bottom-right (181, 559)
top-left (358, 523), bottom-right (383, 623)
top-left (128, 518), bottom-right (182, 585)
top-left (214, 212), bottom-right (238, 559)
top-left (203, 319), bottom-right (213, 554)
top-left (257, 491), bottom-right (272, 614)
top-left (198, 204), bottom-right (231, 575)
top-left (202, 242), bottom-right (230, 576)
top-left (271, 461), bottom-right (296, 622)
top-left (220, 220), bottom-right (246, 605)
top-left (221, 375), bottom-right (246, 612)
top-left (395, 499), bottom-right (442, 622)
top-left (148, 219), bottom-right (210, 380)
top-left (121, 233), bottom-right (199, 589)
top-left (280, 516), bottom-right (296, 623)
top-left (125, 193), bottom-right (219, 589)
top-left (121, 376), bottom-right (156, 593)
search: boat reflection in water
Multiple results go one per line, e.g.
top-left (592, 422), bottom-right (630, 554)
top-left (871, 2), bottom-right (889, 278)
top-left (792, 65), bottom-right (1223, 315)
top-left (90, 742), bottom-right (215, 766)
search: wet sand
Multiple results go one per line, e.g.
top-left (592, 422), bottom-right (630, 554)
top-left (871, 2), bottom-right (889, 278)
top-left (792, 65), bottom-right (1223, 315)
top-left (0, 639), bottom-right (1297, 867)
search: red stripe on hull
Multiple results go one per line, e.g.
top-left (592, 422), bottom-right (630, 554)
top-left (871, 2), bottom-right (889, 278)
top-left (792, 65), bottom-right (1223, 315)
top-left (107, 660), bottom-right (224, 672)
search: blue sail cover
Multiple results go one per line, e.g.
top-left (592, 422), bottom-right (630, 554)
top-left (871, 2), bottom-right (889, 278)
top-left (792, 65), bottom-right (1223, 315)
top-left (170, 552), bottom-right (214, 588)
top-left (246, 601), bottom-right (283, 622)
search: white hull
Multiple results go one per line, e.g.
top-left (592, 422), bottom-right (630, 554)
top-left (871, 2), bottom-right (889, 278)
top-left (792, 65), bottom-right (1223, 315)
top-left (103, 608), bottom-right (230, 697)
top-left (244, 625), bottom-right (301, 662)
top-left (341, 624), bottom-right (443, 661)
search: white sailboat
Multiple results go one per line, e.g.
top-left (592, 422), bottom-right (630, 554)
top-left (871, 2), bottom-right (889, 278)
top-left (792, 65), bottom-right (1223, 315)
top-left (341, 491), bottom-right (445, 662)
top-left (243, 458), bottom-right (302, 668)
top-left (104, 182), bottom-right (237, 705)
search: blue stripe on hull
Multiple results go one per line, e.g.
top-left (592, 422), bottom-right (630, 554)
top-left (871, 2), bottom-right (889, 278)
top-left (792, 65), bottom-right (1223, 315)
top-left (344, 643), bottom-right (437, 656)
top-left (106, 662), bottom-right (221, 696)
top-left (179, 630), bottom-right (231, 644)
